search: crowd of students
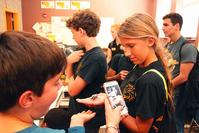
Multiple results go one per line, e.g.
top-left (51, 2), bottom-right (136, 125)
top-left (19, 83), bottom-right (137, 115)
top-left (0, 8), bottom-right (198, 133)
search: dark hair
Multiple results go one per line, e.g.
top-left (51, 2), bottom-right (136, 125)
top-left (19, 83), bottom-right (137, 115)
top-left (66, 9), bottom-right (101, 37)
top-left (163, 13), bottom-right (183, 30)
top-left (0, 31), bottom-right (66, 112)
top-left (44, 108), bottom-right (71, 132)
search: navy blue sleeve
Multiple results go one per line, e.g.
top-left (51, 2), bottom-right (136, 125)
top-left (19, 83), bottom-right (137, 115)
top-left (110, 54), bottom-right (122, 71)
top-left (78, 60), bottom-right (101, 84)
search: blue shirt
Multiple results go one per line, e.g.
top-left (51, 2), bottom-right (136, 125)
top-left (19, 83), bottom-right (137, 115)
top-left (16, 125), bottom-right (85, 133)
top-left (68, 126), bottom-right (85, 133)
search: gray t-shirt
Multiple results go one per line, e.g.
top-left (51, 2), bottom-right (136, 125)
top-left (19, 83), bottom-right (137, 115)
top-left (166, 36), bottom-right (197, 78)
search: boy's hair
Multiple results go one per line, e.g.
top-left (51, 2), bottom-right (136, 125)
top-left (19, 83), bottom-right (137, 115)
top-left (162, 12), bottom-right (183, 30)
top-left (0, 31), bottom-right (66, 112)
top-left (44, 108), bottom-right (71, 132)
top-left (66, 9), bottom-right (101, 37)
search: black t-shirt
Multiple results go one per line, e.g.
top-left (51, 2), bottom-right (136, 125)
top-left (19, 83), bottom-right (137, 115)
top-left (69, 47), bottom-right (107, 128)
top-left (108, 39), bottom-right (124, 57)
top-left (110, 54), bottom-right (134, 85)
top-left (120, 60), bottom-right (166, 133)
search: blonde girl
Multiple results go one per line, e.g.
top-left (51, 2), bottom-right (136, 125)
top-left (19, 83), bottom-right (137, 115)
top-left (118, 13), bottom-right (173, 133)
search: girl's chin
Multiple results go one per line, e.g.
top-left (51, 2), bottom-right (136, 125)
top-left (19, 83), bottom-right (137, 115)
top-left (131, 60), bottom-right (138, 64)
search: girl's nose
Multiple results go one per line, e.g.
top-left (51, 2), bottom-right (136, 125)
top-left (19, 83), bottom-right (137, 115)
top-left (124, 48), bottom-right (131, 57)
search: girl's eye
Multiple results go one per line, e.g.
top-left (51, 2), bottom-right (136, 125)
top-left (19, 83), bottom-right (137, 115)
top-left (127, 45), bottom-right (134, 48)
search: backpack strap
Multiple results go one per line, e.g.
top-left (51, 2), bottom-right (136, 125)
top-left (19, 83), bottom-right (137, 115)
top-left (143, 69), bottom-right (168, 101)
top-left (179, 41), bottom-right (187, 63)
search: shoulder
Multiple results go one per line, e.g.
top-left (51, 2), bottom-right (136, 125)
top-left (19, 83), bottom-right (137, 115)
top-left (181, 44), bottom-right (198, 61)
top-left (91, 47), bottom-right (104, 56)
top-left (139, 72), bottom-right (164, 85)
top-left (137, 70), bottom-right (165, 92)
top-left (17, 125), bottom-right (65, 133)
top-left (112, 54), bottom-right (122, 61)
top-left (38, 128), bottom-right (65, 133)
top-left (108, 40), bottom-right (115, 48)
top-left (135, 71), bottom-right (166, 100)
top-left (86, 47), bottom-right (106, 60)
top-left (182, 43), bottom-right (198, 53)
top-left (120, 55), bottom-right (131, 63)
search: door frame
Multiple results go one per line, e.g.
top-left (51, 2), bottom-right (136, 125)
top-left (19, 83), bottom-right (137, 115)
top-left (5, 9), bottom-right (19, 31)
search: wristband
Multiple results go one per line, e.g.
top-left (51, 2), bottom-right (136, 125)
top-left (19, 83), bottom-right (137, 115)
top-left (105, 125), bottom-right (119, 133)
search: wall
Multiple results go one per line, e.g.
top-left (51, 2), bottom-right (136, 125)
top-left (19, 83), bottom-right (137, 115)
top-left (90, 0), bottom-right (157, 23)
top-left (155, 0), bottom-right (172, 37)
top-left (176, 0), bottom-right (199, 38)
top-left (22, 0), bottom-right (157, 32)
top-left (0, 0), bottom-right (22, 32)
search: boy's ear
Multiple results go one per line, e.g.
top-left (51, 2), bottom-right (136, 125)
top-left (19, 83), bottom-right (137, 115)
top-left (78, 28), bottom-right (86, 36)
top-left (175, 23), bottom-right (180, 30)
top-left (18, 90), bottom-right (35, 108)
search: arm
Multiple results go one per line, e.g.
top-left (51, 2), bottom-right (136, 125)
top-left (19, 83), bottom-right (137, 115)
top-left (106, 68), bottom-right (117, 81)
top-left (65, 50), bottom-right (86, 96)
top-left (76, 93), bottom-right (153, 133)
top-left (68, 76), bottom-right (87, 97)
top-left (68, 50), bottom-right (105, 96)
top-left (76, 93), bottom-right (106, 107)
top-left (65, 61), bottom-right (74, 78)
top-left (172, 63), bottom-right (194, 88)
top-left (105, 98), bottom-right (122, 133)
top-left (106, 69), bottom-right (129, 81)
top-left (173, 44), bottom-right (198, 88)
top-left (121, 116), bottom-right (153, 133)
top-left (77, 94), bottom-right (122, 133)
top-left (70, 110), bottom-right (96, 127)
top-left (65, 50), bottom-right (84, 78)
top-left (88, 95), bottom-right (153, 133)
top-left (120, 73), bottom-right (162, 132)
top-left (68, 110), bottom-right (96, 133)
top-left (106, 54), bottom-right (119, 81)
top-left (107, 48), bottom-right (112, 64)
top-left (106, 54), bottom-right (129, 81)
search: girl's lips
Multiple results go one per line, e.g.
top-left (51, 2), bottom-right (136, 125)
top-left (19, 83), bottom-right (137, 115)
top-left (130, 57), bottom-right (136, 61)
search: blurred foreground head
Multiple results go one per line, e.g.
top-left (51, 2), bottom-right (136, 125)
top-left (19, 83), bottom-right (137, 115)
top-left (0, 31), bottom-right (66, 112)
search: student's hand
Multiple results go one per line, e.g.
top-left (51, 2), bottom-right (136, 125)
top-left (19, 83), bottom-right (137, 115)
top-left (105, 98), bottom-right (122, 129)
top-left (70, 110), bottom-right (96, 127)
top-left (76, 93), bottom-right (106, 107)
top-left (119, 70), bottom-right (129, 80)
top-left (67, 50), bottom-right (84, 64)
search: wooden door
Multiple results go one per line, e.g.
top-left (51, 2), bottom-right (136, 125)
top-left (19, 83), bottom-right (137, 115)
top-left (6, 12), bottom-right (14, 31)
top-left (6, 11), bottom-right (18, 31)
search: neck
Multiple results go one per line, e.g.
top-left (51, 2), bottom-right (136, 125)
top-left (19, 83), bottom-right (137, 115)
top-left (170, 32), bottom-right (181, 43)
top-left (139, 49), bottom-right (158, 67)
top-left (115, 38), bottom-right (120, 45)
top-left (0, 111), bottom-right (32, 132)
top-left (84, 37), bottom-right (98, 51)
